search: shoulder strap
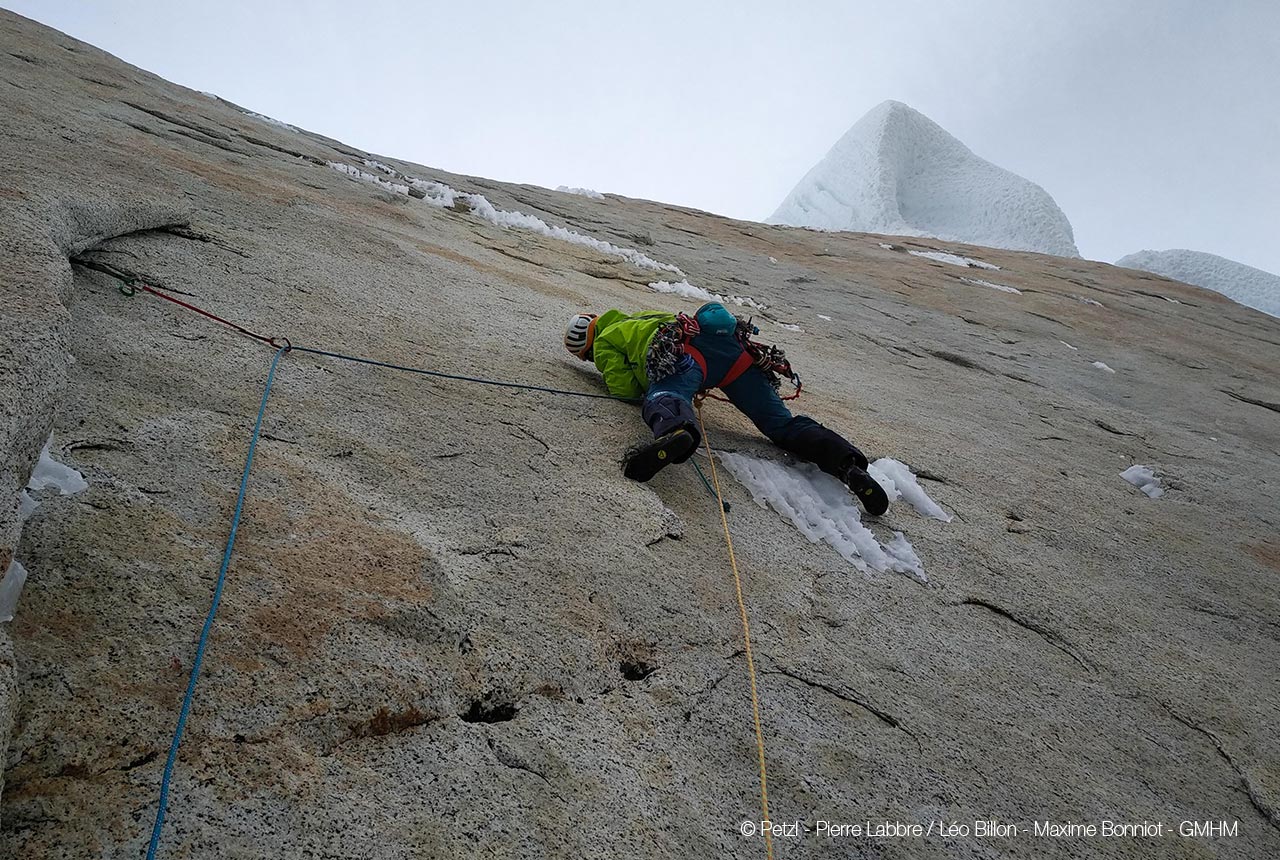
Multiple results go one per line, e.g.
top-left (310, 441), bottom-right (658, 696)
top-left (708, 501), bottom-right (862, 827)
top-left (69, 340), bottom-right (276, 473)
top-left (717, 350), bottom-right (756, 389)
top-left (684, 344), bottom-right (708, 379)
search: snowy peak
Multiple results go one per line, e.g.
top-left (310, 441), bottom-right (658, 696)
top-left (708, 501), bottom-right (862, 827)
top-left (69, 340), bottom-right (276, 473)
top-left (770, 100), bottom-right (1080, 258)
top-left (1116, 249), bottom-right (1280, 318)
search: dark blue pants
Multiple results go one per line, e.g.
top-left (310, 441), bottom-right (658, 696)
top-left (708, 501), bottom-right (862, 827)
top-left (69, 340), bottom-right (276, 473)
top-left (640, 303), bottom-right (865, 477)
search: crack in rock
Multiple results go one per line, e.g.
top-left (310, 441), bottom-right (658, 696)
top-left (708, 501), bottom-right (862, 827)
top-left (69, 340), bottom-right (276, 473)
top-left (487, 737), bottom-right (552, 785)
top-left (766, 665), bottom-right (921, 751)
top-left (71, 252), bottom-right (196, 296)
top-left (957, 598), bottom-right (1095, 671)
top-left (1091, 418), bottom-right (1138, 437)
top-left (926, 349), bottom-right (991, 374)
top-left (1158, 701), bottom-right (1280, 832)
top-left (1223, 390), bottom-right (1280, 415)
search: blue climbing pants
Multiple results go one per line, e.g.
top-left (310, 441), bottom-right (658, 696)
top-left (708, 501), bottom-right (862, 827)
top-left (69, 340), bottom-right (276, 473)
top-left (641, 303), bottom-right (865, 478)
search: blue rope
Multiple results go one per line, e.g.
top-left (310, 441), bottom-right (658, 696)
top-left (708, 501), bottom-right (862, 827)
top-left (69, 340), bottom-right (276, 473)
top-left (290, 345), bottom-right (641, 404)
top-left (691, 458), bottom-right (731, 514)
top-left (143, 342), bottom-right (679, 853)
top-left (146, 345), bottom-right (288, 860)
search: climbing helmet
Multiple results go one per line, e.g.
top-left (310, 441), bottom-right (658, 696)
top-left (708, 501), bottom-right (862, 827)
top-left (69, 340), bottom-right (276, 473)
top-left (564, 312), bottom-right (598, 358)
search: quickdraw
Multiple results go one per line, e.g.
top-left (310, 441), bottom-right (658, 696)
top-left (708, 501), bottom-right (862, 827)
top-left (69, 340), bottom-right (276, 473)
top-left (735, 317), bottom-right (803, 400)
top-left (679, 314), bottom-right (803, 402)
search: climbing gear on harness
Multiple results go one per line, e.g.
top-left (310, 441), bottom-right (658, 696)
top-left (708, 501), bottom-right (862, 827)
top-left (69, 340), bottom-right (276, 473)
top-left (844, 464), bottom-right (890, 516)
top-left (736, 317), bottom-right (802, 398)
top-left (675, 312), bottom-right (803, 399)
top-left (645, 320), bottom-right (692, 384)
top-left (623, 427), bottom-right (698, 482)
top-left (564, 312), bottom-right (598, 358)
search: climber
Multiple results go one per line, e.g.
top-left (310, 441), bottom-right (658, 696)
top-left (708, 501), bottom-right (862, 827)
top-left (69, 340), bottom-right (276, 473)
top-left (563, 302), bottom-right (889, 514)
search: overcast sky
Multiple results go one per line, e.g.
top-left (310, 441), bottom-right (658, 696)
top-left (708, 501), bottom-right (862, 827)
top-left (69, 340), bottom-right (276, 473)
top-left (9, 1), bottom-right (1279, 273)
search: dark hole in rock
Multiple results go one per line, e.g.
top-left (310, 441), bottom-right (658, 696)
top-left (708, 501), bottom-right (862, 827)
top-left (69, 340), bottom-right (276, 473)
top-left (620, 659), bottom-right (657, 681)
top-left (460, 698), bottom-right (517, 724)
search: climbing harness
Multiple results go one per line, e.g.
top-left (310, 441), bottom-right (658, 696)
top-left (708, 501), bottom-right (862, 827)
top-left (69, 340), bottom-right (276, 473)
top-left (682, 314), bottom-right (802, 403)
top-left (103, 274), bottom-right (773, 858)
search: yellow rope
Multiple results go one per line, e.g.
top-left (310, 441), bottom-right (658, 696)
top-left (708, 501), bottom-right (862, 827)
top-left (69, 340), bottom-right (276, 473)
top-left (694, 399), bottom-right (775, 860)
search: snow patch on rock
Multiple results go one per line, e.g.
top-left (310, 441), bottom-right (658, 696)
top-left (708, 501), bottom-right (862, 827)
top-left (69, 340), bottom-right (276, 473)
top-left (648, 280), bottom-right (765, 310)
top-left (717, 453), bottom-right (948, 581)
top-left (1116, 249), bottom-right (1280, 318)
top-left (243, 110), bottom-right (298, 132)
top-left (911, 250), bottom-right (1000, 270)
top-left (556, 186), bottom-right (605, 199)
top-left (868, 458), bottom-right (952, 522)
top-left (1120, 465), bottom-right (1164, 499)
top-left (28, 436), bottom-right (88, 495)
top-left (769, 100), bottom-right (1079, 257)
top-left (959, 276), bottom-right (1021, 294)
top-left (4, 435), bottom-right (88, 623)
top-left (328, 161), bottom-right (681, 276)
top-left (0, 560), bottom-right (27, 624)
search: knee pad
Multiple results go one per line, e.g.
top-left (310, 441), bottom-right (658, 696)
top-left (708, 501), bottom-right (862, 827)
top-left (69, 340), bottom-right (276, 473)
top-left (642, 392), bottom-right (698, 439)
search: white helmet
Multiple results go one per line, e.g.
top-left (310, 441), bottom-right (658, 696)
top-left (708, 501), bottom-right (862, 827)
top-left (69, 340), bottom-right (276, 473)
top-left (564, 312), bottom-right (597, 358)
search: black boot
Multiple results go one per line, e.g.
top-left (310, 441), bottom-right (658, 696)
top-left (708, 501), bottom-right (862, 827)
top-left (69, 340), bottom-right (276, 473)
top-left (844, 465), bottom-right (890, 516)
top-left (774, 418), bottom-right (868, 475)
top-left (624, 427), bottom-right (699, 482)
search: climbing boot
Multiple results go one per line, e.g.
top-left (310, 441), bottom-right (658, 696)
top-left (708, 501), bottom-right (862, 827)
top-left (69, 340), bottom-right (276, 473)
top-left (845, 465), bottom-right (890, 516)
top-left (847, 445), bottom-right (869, 472)
top-left (624, 428), bottom-right (698, 482)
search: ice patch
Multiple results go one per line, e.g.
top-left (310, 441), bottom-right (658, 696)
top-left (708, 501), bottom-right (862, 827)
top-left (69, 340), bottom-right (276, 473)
top-left (883, 532), bottom-right (923, 574)
top-left (1074, 295), bottom-right (1105, 307)
top-left (327, 161), bottom-right (410, 196)
top-left (959, 276), bottom-right (1020, 294)
top-left (1060, 340), bottom-right (1078, 350)
top-left (0, 560), bottom-right (28, 623)
top-left (28, 437), bottom-right (88, 495)
top-left (408, 178), bottom-right (463, 209)
top-left (910, 250), bottom-right (1001, 270)
top-left (4, 436), bottom-right (87, 624)
top-left (717, 453), bottom-right (918, 578)
top-left (1120, 465), bottom-right (1164, 499)
top-left (1092, 361), bottom-right (1116, 373)
top-left (867, 458), bottom-right (952, 522)
top-left (327, 162), bottom-right (681, 276)
top-left (777, 323), bottom-right (803, 332)
top-left (648, 280), bottom-right (766, 310)
top-left (363, 159), bottom-right (398, 176)
top-left (244, 110), bottom-right (298, 132)
top-left (817, 314), bottom-right (832, 321)
top-left (716, 452), bottom-right (948, 581)
top-left (878, 243), bottom-right (896, 251)
top-left (556, 186), bottom-right (605, 199)
top-left (18, 490), bottom-right (38, 523)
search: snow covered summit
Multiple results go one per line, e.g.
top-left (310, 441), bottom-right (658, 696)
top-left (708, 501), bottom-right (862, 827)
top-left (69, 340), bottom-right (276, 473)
top-left (769, 100), bottom-right (1079, 257)
top-left (1115, 249), bottom-right (1280, 318)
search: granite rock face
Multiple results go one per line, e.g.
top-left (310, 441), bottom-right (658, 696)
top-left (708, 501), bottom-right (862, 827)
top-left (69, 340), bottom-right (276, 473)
top-left (2, 11), bottom-right (1278, 859)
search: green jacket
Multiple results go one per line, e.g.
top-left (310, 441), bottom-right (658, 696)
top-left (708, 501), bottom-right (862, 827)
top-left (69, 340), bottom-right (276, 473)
top-left (592, 309), bottom-right (675, 398)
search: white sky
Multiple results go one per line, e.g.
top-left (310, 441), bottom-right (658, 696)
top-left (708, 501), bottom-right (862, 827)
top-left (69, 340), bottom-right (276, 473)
top-left (8, 0), bottom-right (1279, 273)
